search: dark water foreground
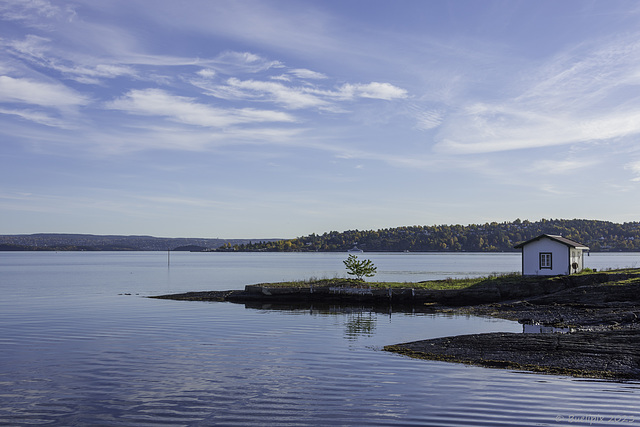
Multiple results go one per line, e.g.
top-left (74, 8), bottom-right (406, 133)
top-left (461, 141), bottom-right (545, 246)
top-left (154, 270), bottom-right (640, 380)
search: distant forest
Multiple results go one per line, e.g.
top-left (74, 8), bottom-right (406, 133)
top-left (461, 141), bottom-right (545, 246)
top-left (0, 234), bottom-right (268, 252)
top-left (220, 219), bottom-right (640, 253)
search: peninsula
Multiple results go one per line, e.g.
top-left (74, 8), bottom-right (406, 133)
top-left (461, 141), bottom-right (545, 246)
top-left (152, 269), bottom-right (640, 380)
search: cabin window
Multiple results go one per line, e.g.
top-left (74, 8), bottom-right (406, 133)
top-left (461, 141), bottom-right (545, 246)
top-left (539, 252), bottom-right (552, 269)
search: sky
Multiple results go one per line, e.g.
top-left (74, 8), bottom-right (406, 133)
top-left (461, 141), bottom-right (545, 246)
top-left (2, 0), bottom-right (640, 239)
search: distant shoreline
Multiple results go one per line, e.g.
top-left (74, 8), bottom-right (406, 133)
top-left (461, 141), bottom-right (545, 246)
top-left (2, 244), bottom-right (639, 253)
top-left (4, 219), bottom-right (640, 252)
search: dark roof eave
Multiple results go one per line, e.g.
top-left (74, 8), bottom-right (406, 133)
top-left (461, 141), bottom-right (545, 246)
top-left (513, 234), bottom-right (589, 250)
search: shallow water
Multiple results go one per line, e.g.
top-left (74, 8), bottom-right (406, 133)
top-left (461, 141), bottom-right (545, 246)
top-left (1, 252), bottom-right (639, 426)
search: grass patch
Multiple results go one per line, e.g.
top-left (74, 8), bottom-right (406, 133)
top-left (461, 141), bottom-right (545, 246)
top-left (256, 269), bottom-right (640, 291)
top-left (257, 272), bottom-right (522, 291)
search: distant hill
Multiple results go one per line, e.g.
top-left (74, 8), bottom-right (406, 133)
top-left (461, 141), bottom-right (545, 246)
top-left (0, 234), bottom-right (280, 251)
top-left (229, 219), bottom-right (640, 253)
top-left (5, 219), bottom-right (640, 253)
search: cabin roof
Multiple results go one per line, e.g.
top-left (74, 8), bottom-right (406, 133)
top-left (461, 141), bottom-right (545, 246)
top-left (513, 234), bottom-right (589, 250)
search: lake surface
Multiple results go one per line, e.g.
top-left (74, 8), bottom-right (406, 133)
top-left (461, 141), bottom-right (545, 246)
top-left (1, 252), bottom-right (639, 426)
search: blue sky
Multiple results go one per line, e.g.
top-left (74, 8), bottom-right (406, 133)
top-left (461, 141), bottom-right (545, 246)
top-left (2, 0), bottom-right (640, 238)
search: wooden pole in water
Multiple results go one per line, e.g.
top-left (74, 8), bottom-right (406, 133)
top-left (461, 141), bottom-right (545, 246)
top-left (167, 249), bottom-right (170, 267)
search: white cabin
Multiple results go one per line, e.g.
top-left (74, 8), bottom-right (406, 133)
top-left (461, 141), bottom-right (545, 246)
top-left (514, 234), bottom-right (589, 276)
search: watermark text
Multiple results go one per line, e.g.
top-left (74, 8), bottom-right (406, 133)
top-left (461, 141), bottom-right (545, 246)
top-left (555, 414), bottom-right (635, 424)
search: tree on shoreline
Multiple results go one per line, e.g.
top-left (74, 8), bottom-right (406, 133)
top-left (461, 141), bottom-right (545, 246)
top-left (343, 254), bottom-right (377, 281)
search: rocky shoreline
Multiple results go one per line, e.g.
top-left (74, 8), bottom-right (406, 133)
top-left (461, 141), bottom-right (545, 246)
top-left (152, 269), bottom-right (640, 380)
top-left (384, 329), bottom-right (640, 379)
top-left (385, 272), bottom-right (640, 380)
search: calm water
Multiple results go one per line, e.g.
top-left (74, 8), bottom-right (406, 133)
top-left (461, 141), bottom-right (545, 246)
top-left (1, 252), bottom-right (639, 426)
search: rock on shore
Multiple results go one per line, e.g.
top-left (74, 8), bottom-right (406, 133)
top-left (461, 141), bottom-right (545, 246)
top-left (385, 271), bottom-right (640, 380)
top-left (384, 329), bottom-right (640, 380)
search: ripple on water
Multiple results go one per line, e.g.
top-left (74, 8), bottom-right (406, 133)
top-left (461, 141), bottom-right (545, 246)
top-left (1, 295), bottom-right (640, 426)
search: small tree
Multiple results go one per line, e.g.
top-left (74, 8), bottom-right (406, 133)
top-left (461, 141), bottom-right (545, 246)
top-left (343, 254), bottom-right (377, 281)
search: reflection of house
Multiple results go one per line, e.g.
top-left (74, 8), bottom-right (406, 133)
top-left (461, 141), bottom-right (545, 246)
top-left (522, 324), bottom-right (571, 333)
top-left (514, 234), bottom-right (589, 276)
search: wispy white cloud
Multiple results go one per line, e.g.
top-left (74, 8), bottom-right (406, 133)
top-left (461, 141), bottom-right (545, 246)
top-left (335, 82), bottom-right (408, 100)
top-left (0, 107), bottom-right (72, 128)
top-left (196, 68), bottom-right (216, 79)
top-left (0, 75), bottom-right (89, 107)
top-left (270, 68), bottom-right (327, 82)
top-left (289, 68), bottom-right (327, 79)
top-left (3, 34), bottom-right (137, 84)
top-left (529, 158), bottom-right (598, 175)
top-left (515, 38), bottom-right (640, 109)
top-left (436, 105), bottom-right (640, 154)
top-left (414, 109), bottom-right (444, 130)
top-left (0, 0), bottom-right (75, 27)
top-left (99, 50), bottom-right (283, 74)
top-left (625, 160), bottom-right (640, 182)
top-left (14, 120), bottom-right (308, 156)
top-left (4, 37), bottom-right (279, 86)
top-left (106, 88), bottom-right (296, 127)
top-left (4, 34), bottom-right (51, 59)
top-left (214, 78), bottom-right (331, 109)
top-left (210, 51), bottom-right (283, 74)
top-left (61, 63), bottom-right (137, 84)
top-left (197, 76), bottom-right (408, 111)
top-left (433, 33), bottom-right (640, 155)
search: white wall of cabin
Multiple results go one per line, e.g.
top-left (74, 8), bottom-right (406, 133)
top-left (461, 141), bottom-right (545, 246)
top-left (521, 238), bottom-right (571, 276)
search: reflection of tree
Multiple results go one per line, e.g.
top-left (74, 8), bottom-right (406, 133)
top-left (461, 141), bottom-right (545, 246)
top-left (344, 311), bottom-right (377, 339)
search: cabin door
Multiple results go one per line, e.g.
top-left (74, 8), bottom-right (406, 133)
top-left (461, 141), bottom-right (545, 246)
top-left (570, 250), bottom-right (582, 273)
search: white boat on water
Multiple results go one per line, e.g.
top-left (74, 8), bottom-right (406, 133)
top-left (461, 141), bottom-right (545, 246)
top-left (347, 246), bottom-right (363, 253)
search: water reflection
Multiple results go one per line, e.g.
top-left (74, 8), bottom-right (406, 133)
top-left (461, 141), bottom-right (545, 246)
top-left (344, 311), bottom-right (377, 338)
top-left (522, 323), bottom-right (573, 333)
top-left (244, 301), bottom-right (581, 340)
top-left (241, 302), bottom-right (459, 341)
top-left (245, 303), bottom-right (387, 338)
top-left (242, 301), bottom-right (437, 316)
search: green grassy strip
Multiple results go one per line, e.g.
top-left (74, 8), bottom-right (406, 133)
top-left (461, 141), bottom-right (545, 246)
top-left (255, 268), bottom-right (640, 291)
top-left (258, 273), bottom-right (521, 290)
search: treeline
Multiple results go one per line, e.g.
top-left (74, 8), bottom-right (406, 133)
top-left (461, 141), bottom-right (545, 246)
top-left (221, 219), bottom-right (640, 253)
top-left (0, 243), bottom-right (103, 251)
top-left (0, 234), bottom-right (279, 251)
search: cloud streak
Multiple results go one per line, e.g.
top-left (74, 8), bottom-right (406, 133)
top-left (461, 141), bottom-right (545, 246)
top-left (106, 88), bottom-right (296, 127)
top-left (436, 105), bottom-right (640, 154)
top-left (0, 107), bottom-right (72, 128)
top-left (433, 33), bottom-right (640, 154)
top-left (197, 77), bottom-right (408, 111)
top-left (0, 75), bottom-right (89, 107)
top-left (0, 0), bottom-right (75, 27)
